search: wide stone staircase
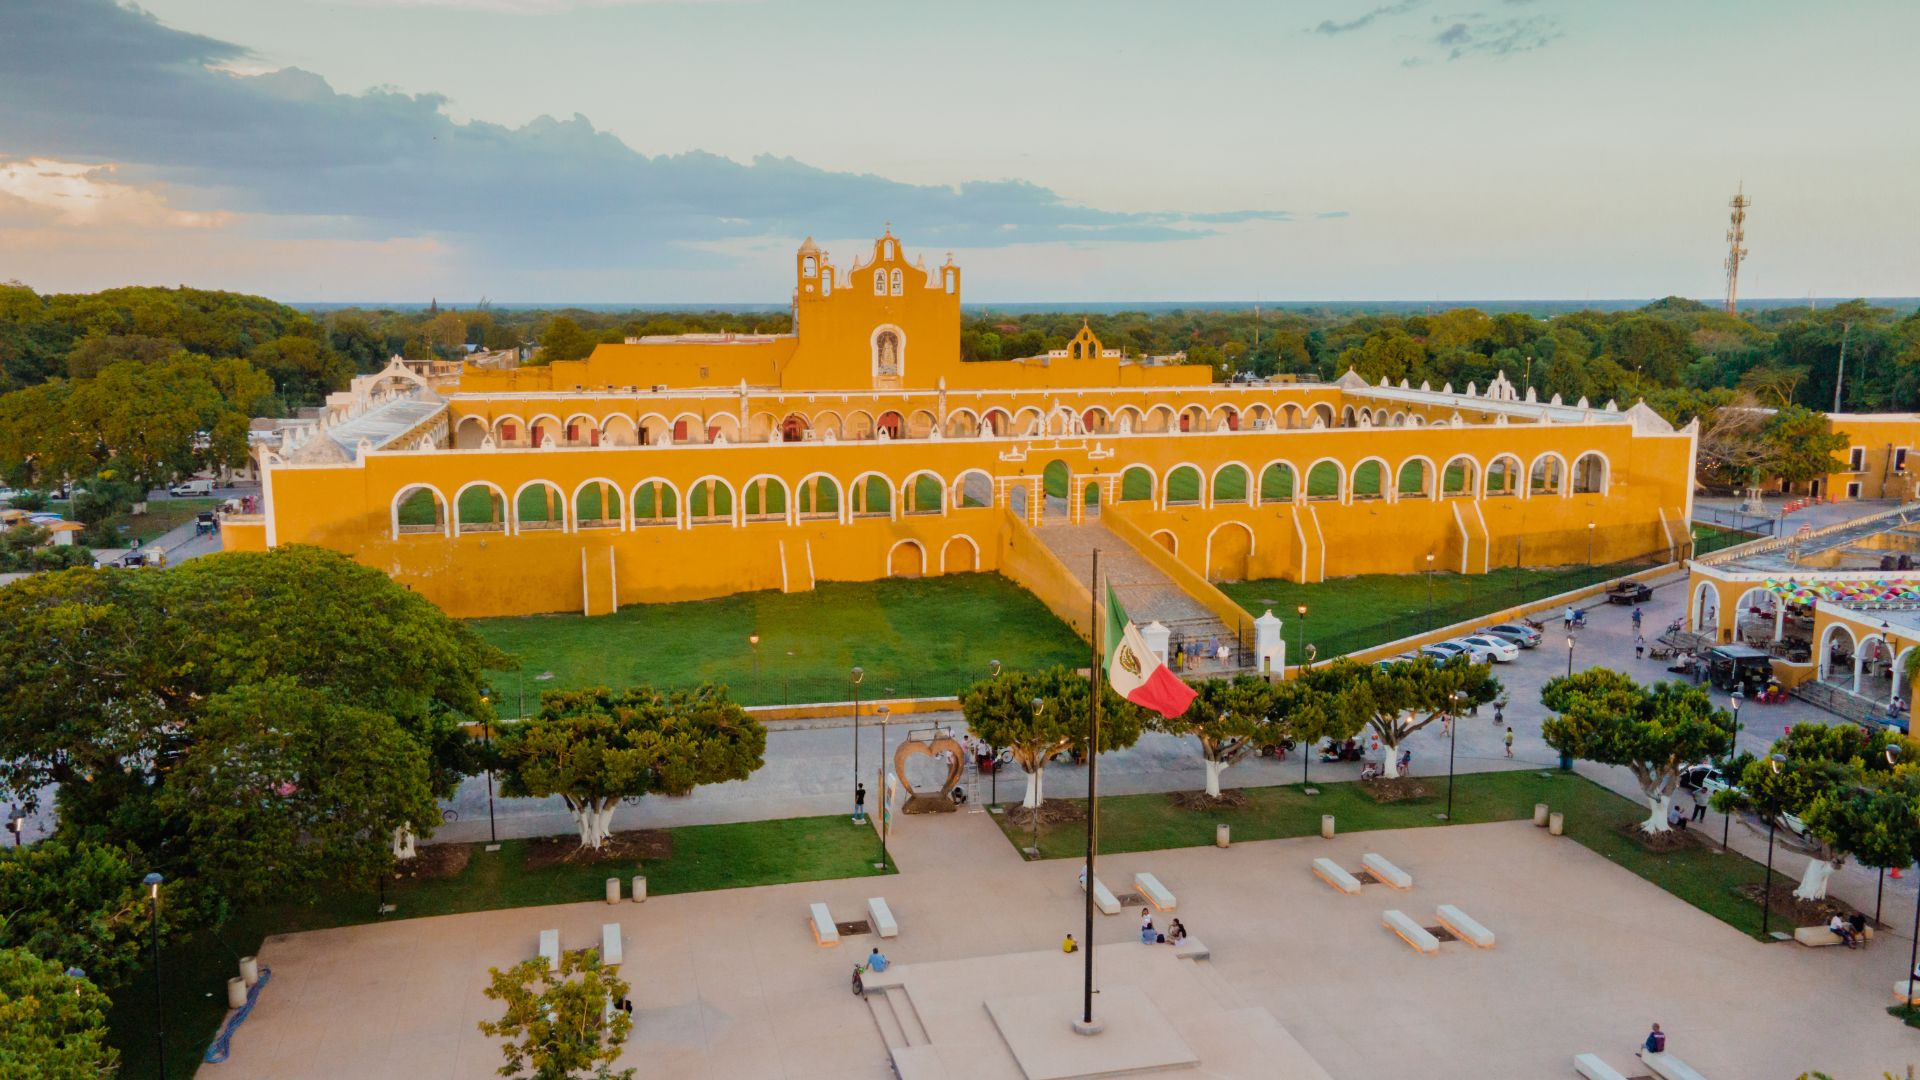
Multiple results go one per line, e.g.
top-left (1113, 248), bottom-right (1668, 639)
top-left (1036, 522), bottom-right (1247, 675)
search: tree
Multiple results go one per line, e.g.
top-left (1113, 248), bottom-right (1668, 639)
top-left (1270, 676), bottom-right (1363, 787)
top-left (1758, 404), bottom-right (1849, 485)
top-left (250, 335), bottom-right (353, 407)
top-left (968, 667), bottom-right (1148, 808)
top-left (157, 679), bottom-right (439, 908)
top-left (0, 946), bottom-right (118, 1079)
top-left (0, 839), bottom-right (165, 986)
top-left (1155, 675), bottom-right (1280, 799)
top-left (1804, 774), bottom-right (1920, 905)
top-left (1541, 669), bottom-right (1733, 833)
top-left (538, 317), bottom-right (595, 364)
top-left (477, 950), bottom-right (633, 1080)
top-left (495, 685), bottom-right (766, 850)
top-left (1302, 656), bottom-right (1499, 779)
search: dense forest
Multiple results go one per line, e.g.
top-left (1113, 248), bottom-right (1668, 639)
top-left (1, 280), bottom-right (1915, 496)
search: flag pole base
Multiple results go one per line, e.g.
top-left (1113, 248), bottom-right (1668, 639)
top-left (1072, 1017), bottom-right (1106, 1036)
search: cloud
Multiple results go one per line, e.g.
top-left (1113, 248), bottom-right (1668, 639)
top-left (1427, 13), bottom-right (1562, 60)
top-left (0, 0), bottom-right (1299, 278)
top-left (0, 158), bottom-right (231, 229)
top-left (334, 0), bottom-right (736, 9)
top-left (1310, 0), bottom-right (1424, 36)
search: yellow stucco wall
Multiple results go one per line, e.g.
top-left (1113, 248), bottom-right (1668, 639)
top-left (1815, 414), bottom-right (1920, 501)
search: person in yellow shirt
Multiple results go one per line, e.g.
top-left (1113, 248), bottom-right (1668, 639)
top-left (1062, 933), bottom-right (1078, 953)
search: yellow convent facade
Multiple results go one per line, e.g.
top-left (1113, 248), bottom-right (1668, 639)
top-left (223, 232), bottom-right (1700, 628)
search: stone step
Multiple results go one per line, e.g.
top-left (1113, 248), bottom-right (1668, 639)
top-left (1035, 522), bottom-right (1243, 674)
top-left (864, 989), bottom-right (909, 1050)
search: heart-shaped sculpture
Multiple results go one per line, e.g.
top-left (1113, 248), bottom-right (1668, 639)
top-left (892, 735), bottom-right (966, 813)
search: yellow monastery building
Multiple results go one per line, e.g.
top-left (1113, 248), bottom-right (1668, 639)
top-left (223, 231), bottom-right (1700, 634)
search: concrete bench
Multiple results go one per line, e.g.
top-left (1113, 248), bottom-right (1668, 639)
top-left (601, 923), bottom-right (622, 966)
top-left (1642, 1052), bottom-right (1708, 1080)
top-left (1312, 857), bottom-right (1362, 896)
top-left (1172, 938), bottom-right (1210, 961)
top-left (1081, 874), bottom-right (1120, 915)
top-left (1573, 1053), bottom-right (1628, 1080)
top-left (1896, 980), bottom-right (1920, 1006)
top-left (1793, 924), bottom-right (1872, 947)
top-left (809, 902), bottom-right (839, 946)
top-left (1381, 909), bottom-right (1438, 955)
top-left (1361, 852), bottom-right (1412, 891)
top-left (868, 896), bottom-right (898, 939)
top-left (1435, 904), bottom-right (1495, 949)
top-left (538, 929), bottom-right (560, 972)
top-left (1134, 872), bottom-right (1176, 912)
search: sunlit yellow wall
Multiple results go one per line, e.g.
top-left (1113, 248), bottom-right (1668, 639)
top-left (1818, 415), bottom-right (1920, 501)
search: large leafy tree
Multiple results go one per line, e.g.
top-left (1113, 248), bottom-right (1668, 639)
top-left (249, 334), bottom-right (354, 407)
top-left (0, 839), bottom-right (167, 986)
top-left (1541, 669), bottom-right (1733, 833)
top-left (536, 316), bottom-right (596, 364)
top-left (478, 950), bottom-right (634, 1080)
top-left (1301, 656), bottom-right (1499, 779)
top-left (1270, 676), bottom-right (1365, 787)
top-left (495, 685), bottom-right (766, 851)
top-left (959, 667), bottom-right (1146, 809)
top-left (1154, 675), bottom-right (1282, 799)
top-left (0, 945), bottom-right (118, 1079)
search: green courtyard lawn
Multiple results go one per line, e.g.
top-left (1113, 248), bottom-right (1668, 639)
top-left (1693, 523), bottom-right (1762, 557)
top-left (107, 813), bottom-right (889, 1079)
top-left (1218, 561), bottom-right (1647, 658)
top-left (468, 573), bottom-right (1086, 711)
top-left (992, 769), bottom-right (1778, 940)
top-left (46, 497), bottom-right (223, 546)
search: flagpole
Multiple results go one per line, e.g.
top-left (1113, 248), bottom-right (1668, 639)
top-left (1081, 547), bottom-right (1101, 1033)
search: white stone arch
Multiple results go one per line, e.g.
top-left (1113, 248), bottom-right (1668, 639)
top-left (706, 413), bottom-right (742, 444)
top-left (811, 409), bottom-right (846, 440)
top-left (1690, 580), bottom-right (1721, 635)
top-left (1302, 456), bottom-right (1345, 502)
top-left (1279, 402), bottom-right (1304, 429)
top-left (1177, 402), bottom-right (1210, 433)
top-left (1348, 455), bottom-right (1392, 504)
top-left (390, 483), bottom-right (450, 540)
top-left (794, 470), bottom-right (846, 523)
top-left (1484, 453), bottom-right (1525, 497)
top-left (453, 415), bottom-right (489, 449)
top-left (1391, 410), bottom-right (1408, 427)
top-left (629, 477), bottom-right (683, 528)
top-left (739, 472), bottom-right (792, 524)
top-left (1820, 622), bottom-right (1859, 687)
top-left (849, 469), bottom-right (898, 520)
top-left (1244, 403), bottom-right (1273, 428)
top-left (686, 474), bottom-right (739, 526)
top-left (561, 411), bottom-right (601, 447)
top-left (510, 478), bottom-right (570, 534)
top-left (668, 411), bottom-right (707, 444)
top-left (1117, 464), bottom-right (1157, 505)
top-left (1857, 632), bottom-right (1894, 700)
top-left (1079, 404), bottom-right (1113, 434)
top-left (1340, 405), bottom-right (1357, 428)
top-left (1209, 460), bottom-right (1254, 508)
top-left (906, 409), bottom-right (938, 439)
top-left (1011, 407), bottom-right (1046, 437)
top-left (1310, 402), bottom-right (1336, 428)
top-left (951, 468), bottom-right (995, 509)
top-left (1046, 405), bottom-right (1078, 436)
top-left (1204, 520), bottom-right (1256, 581)
top-left (1210, 403), bottom-right (1241, 432)
top-left (599, 414), bottom-right (639, 446)
top-left (1732, 586), bottom-right (1779, 643)
top-left (944, 407), bottom-right (982, 438)
top-left (1572, 451), bottom-right (1611, 495)
top-left (636, 413), bottom-right (673, 446)
top-left (570, 476), bottom-right (625, 530)
top-left (981, 408), bottom-right (1013, 436)
top-left (887, 537), bottom-right (926, 578)
top-left (1396, 455), bottom-right (1438, 500)
top-left (1114, 405), bottom-right (1145, 434)
top-left (939, 534), bottom-right (981, 573)
top-left (1255, 458), bottom-right (1298, 506)
top-left (900, 468), bottom-right (948, 516)
top-left (451, 480), bottom-right (508, 535)
top-left (492, 413), bottom-right (529, 447)
top-left (1440, 454), bottom-right (1478, 497)
top-left (870, 323), bottom-right (907, 380)
top-left (1163, 461), bottom-right (1206, 508)
top-left (1143, 405), bottom-right (1177, 433)
top-left (526, 413), bottom-right (563, 448)
top-left (1528, 451), bottom-right (1569, 497)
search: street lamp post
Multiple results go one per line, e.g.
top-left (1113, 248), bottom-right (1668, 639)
top-left (989, 660), bottom-right (1002, 807)
top-left (1424, 554), bottom-right (1436, 631)
top-left (1566, 633), bottom-right (1575, 679)
top-left (479, 690), bottom-right (497, 845)
top-left (1440, 691), bottom-right (1463, 821)
top-left (1722, 689), bottom-right (1744, 851)
top-left (1587, 521), bottom-right (1595, 568)
top-left (144, 871), bottom-right (166, 1079)
top-left (875, 705), bottom-right (891, 869)
top-left (851, 667), bottom-right (865, 822)
top-left (1295, 605), bottom-right (1307, 671)
top-left (749, 632), bottom-right (760, 692)
top-left (1029, 697), bottom-right (1046, 854)
top-left (1761, 754), bottom-right (1785, 938)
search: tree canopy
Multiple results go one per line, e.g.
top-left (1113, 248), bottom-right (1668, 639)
top-left (478, 950), bottom-right (634, 1080)
top-left (1154, 675), bottom-right (1285, 798)
top-left (1541, 669), bottom-right (1733, 833)
top-left (1300, 656), bottom-right (1500, 778)
top-left (0, 945), bottom-right (118, 1080)
top-left (0, 839), bottom-right (168, 987)
top-left (959, 666), bottom-right (1147, 808)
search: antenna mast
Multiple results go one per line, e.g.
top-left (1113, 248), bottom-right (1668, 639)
top-left (1723, 184), bottom-right (1750, 314)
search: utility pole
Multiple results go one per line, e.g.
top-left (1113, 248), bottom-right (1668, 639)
top-left (1723, 185), bottom-right (1750, 315)
top-left (1832, 320), bottom-right (1853, 413)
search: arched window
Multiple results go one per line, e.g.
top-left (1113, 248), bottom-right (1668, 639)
top-left (1530, 454), bottom-right (1565, 496)
top-left (852, 474), bottom-right (893, 518)
top-left (1486, 456), bottom-right (1521, 496)
top-left (393, 485), bottom-right (448, 538)
top-left (1259, 463), bottom-right (1295, 503)
top-left (1306, 461), bottom-right (1342, 501)
top-left (688, 478), bottom-right (735, 525)
top-left (1351, 460), bottom-right (1385, 501)
top-left (801, 254), bottom-right (817, 277)
top-left (743, 477), bottom-right (789, 522)
top-left (1442, 456), bottom-right (1476, 496)
top-left (903, 472), bottom-right (944, 515)
top-left (1397, 459), bottom-right (1429, 499)
top-left (889, 269), bottom-right (903, 295)
top-left (1165, 465), bottom-right (1203, 506)
top-left (873, 269), bottom-right (886, 294)
top-left (514, 481), bottom-right (567, 532)
top-left (574, 481), bottom-right (622, 530)
top-left (1119, 466), bottom-right (1155, 503)
top-left (797, 475), bottom-right (841, 520)
top-left (631, 481), bottom-right (679, 527)
top-left (1211, 463), bottom-right (1251, 506)
top-left (1573, 452), bottom-right (1608, 494)
top-left (454, 483), bottom-right (507, 534)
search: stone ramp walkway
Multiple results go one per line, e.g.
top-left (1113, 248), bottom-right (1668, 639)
top-left (1036, 521), bottom-right (1242, 675)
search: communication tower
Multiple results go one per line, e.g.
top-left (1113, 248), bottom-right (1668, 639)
top-left (1723, 185), bottom-right (1750, 314)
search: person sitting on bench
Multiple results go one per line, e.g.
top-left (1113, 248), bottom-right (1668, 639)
top-left (867, 947), bottom-right (890, 972)
top-left (1829, 914), bottom-right (1856, 949)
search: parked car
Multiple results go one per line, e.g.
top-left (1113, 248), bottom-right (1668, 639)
top-left (1678, 762), bottom-right (1808, 836)
top-left (1425, 639), bottom-right (1494, 664)
top-left (1480, 622), bottom-right (1542, 648)
top-left (1419, 643), bottom-right (1461, 662)
top-left (1374, 651), bottom-right (1422, 672)
top-left (1458, 635), bottom-right (1520, 663)
top-left (169, 479), bottom-right (216, 497)
top-left (1606, 581), bottom-right (1653, 604)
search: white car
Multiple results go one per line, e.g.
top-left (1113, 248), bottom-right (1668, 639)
top-left (1458, 635), bottom-right (1520, 663)
top-left (1423, 640), bottom-right (1494, 664)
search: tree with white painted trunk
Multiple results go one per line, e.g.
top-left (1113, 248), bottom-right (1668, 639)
top-left (1720, 723), bottom-right (1919, 901)
top-left (494, 684), bottom-right (766, 851)
top-left (1155, 675), bottom-right (1283, 799)
top-left (1302, 655), bottom-right (1500, 780)
top-left (960, 667), bottom-right (1145, 810)
top-left (1542, 669), bottom-right (1732, 835)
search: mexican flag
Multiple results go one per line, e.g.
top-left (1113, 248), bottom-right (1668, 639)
top-left (1104, 582), bottom-right (1196, 718)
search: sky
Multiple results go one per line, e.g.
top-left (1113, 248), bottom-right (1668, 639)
top-left (1, 0), bottom-right (1916, 304)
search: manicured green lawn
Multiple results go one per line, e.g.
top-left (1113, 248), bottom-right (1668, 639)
top-left (1218, 562), bottom-right (1645, 657)
top-left (468, 573), bottom-right (1086, 710)
top-left (107, 814), bottom-right (889, 1078)
top-left (992, 770), bottom-right (1777, 939)
top-left (1693, 524), bottom-right (1761, 556)
top-left (47, 497), bottom-right (223, 545)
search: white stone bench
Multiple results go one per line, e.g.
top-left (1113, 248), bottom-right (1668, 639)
top-left (1361, 853), bottom-right (1412, 891)
top-left (868, 896), bottom-right (898, 939)
top-left (1573, 1053), bottom-right (1628, 1080)
top-left (1435, 904), bottom-right (1494, 949)
top-left (601, 923), bottom-right (622, 966)
top-left (1381, 909), bottom-right (1438, 955)
top-left (1312, 857), bottom-right (1362, 895)
top-left (809, 902), bottom-right (839, 946)
top-left (1382, 907), bottom-right (1443, 949)
top-left (1172, 938), bottom-right (1209, 961)
top-left (1793, 924), bottom-right (1872, 947)
top-left (538, 929), bottom-right (560, 972)
top-left (1081, 874), bottom-right (1120, 915)
top-left (1642, 1052), bottom-right (1708, 1080)
top-left (1134, 872), bottom-right (1176, 912)
top-left (1896, 980), bottom-right (1920, 1005)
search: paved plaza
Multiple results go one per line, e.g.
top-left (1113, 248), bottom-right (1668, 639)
top-left (213, 811), bottom-right (1913, 1079)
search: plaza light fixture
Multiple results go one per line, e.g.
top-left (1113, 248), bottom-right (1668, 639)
top-left (1424, 554), bottom-right (1436, 631)
top-left (144, 872), bottom-right (166, 1078)
top-left (1761, 753), bottom-right (1785, 937)
top-left (1028, 697), bottom-right (1046, 853)
top-left (875, 704), bottom-right (892, 869)
top-left (748, 632), bottom-right (761, 687)
top-left (851, 667), bottom-right (865, 821)
top-left (1722, 689), bottom-right (1744, 851)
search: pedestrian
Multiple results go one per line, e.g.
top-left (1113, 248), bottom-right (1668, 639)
top-left (1635, 634), bottom-right (1646, 660)
top-left (1503, 727), bottom-right (1514, 758)
top-left (867, 946), bottom-right (890, 972)
top-left (1493, 700), bottom-right (1505, 725)
top-left (854, 782), bottom-right (867, 822)
top-left (1139, 908), bottom-right (1156, 945)
top-left (1638, 1022), bottom-right (1666, 1057)
top-left (1691, 789), bottom-right (1708, 822)
top-left (1062, 933), bottom-right (1077, 953)
top-left (1564, 605), bottom-right (1575, 630)
top-left (1632, 606), bottom-right (1643, 630)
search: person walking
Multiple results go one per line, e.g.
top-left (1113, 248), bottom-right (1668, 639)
top-left (1632, 606), bottom-right (1643, 631)
top-left (1691, 788), bottom-right (1708, 823)
top-left (854, 782), bottom-right (867, 823)
top-left (1635, 633), bottom-right (1646, 660)
top-left (1503, 727), bottom-right (1514, 758)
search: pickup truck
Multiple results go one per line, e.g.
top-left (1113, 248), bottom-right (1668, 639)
top-left (1605, 581), bottom-right (1653, 604)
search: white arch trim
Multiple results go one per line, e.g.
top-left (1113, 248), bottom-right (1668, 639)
top-left (1204, 520), bottom-right (1257, 581)
top-left (450, 480), bottom-right (508, 536)
top-left (510, 478), bottom-right (571, 534)
top-left (628, 476), bottom-right (685, 529)
top-left (939, 534), bottom-right (981, 573)
top-left (390, 483), bottom-right (450, 540)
